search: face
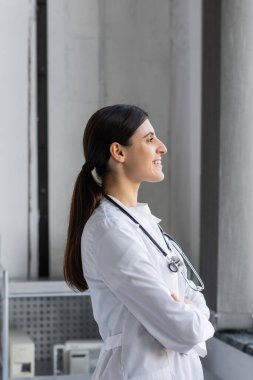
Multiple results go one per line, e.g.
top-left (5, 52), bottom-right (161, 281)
top-left (122, 119), bottom-right (167, 183)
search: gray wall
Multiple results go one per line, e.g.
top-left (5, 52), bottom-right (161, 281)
top-left (0, 0), bottom-right (38, 278)
top-left (0, 0), bottom-right (202, 279)
top-left (48, 0), bottom-right (172, 278)
top-left (48, 0), bottom-right (100, 277)
top-left (98, 0), bottom-right (171, 226)
top-left (48, 0), bottom-right (203, 278)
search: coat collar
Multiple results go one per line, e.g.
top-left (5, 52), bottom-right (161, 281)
top-left (103, 195), bottom-right (162, 224)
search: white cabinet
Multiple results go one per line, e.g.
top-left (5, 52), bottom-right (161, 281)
top-left (0, 265), bottom-right (97, 380)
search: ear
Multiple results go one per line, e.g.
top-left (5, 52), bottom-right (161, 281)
top-left (109, 142), bottom-right (126, 163)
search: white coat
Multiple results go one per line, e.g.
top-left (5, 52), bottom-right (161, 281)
top-left (81, 195), bottom-right (214, 380)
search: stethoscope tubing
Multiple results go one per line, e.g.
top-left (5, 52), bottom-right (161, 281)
top-left (105, 195), bottom-right (170, 257)
top-left (159, 228), bottom-right (205, 291)
top-left (104, 194), bottom-right (204, 292)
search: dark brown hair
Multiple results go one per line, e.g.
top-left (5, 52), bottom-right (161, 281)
top-left (63, 104), bottom-right (148, 291)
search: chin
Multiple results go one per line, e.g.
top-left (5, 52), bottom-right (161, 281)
top-left (155, 171), bottom-right (165, 181)
top-left (156, 175), bottom-right (165, 182)
top-left (146, 173), bottom-right (165, 183)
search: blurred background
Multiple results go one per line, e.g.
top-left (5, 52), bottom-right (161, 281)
top-left (0, 0), bottom-right (252, 379)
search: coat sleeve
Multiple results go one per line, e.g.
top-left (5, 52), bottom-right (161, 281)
top-left (94, 219), bottom-right (214, 354)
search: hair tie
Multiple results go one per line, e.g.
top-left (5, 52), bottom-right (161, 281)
top-left (81, 161), bottom-right (94, 173)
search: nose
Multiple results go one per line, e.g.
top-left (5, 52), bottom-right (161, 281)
top-left (157, 139), bottom-right (167, 155)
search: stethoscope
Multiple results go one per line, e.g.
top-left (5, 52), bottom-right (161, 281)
top-left (104, 194), bottom-right (205, 292)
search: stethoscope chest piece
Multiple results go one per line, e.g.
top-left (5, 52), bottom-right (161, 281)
top-left (167, 256), bottom-right (182, 273)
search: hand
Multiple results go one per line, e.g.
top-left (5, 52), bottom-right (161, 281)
top-left (171, 293), bottom-right (192, 305)
top-left (171, 293), bottom-right (179, 302)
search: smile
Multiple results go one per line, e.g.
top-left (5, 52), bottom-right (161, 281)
top-left (153, 159), bottom-right (162, 166)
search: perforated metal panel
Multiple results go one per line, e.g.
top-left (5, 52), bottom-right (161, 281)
top-left (9, 296), bottom-right (100, 375)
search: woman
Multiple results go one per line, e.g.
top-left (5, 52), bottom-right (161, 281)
top-left (64, 104), bottom-right (214, 380)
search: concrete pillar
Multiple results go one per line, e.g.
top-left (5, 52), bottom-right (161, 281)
top-left (201, 0), bottom-right (253, 329)
top-left (169, 0), bottom-right (202, 270)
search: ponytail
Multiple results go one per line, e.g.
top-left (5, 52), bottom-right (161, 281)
top-left (63, 165), bottom-right (102, 291)
top-left (63, 104), bottom-right (148, 292)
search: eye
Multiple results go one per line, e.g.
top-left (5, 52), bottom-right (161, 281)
top-left (147, 136), bottom-right (154, 142)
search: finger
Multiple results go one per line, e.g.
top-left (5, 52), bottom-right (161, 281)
top-left (171, 293), bottom-right (179, 302)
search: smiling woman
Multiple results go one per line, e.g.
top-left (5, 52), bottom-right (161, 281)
top-left (104, 118), bottom-right (167, 205)
top-left (63, 104), bottom-right (214, 380)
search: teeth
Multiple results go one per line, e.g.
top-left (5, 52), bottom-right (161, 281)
top-left (153, 160), bottom-right (161, 165)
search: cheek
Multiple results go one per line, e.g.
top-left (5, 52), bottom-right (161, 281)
top-left (124, 155), bottom-right (148, 178)
top-left (127, 157), bottom-right (144, 171)
top-left (125, 146), bottom-right (154, 173)
top-left (137, 159), bottom-right (154, 178)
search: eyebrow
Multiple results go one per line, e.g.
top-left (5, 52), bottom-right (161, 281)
top-left (143, 131), bottom-right (155, 138)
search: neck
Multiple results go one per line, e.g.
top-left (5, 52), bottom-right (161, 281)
top-left (104, 176), bottom-right (140, 207)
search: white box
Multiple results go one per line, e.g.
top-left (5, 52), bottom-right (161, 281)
top-left (64, 340), bottom-right (102, 374)
top-left (9, 329), bottom-right (35, 378)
